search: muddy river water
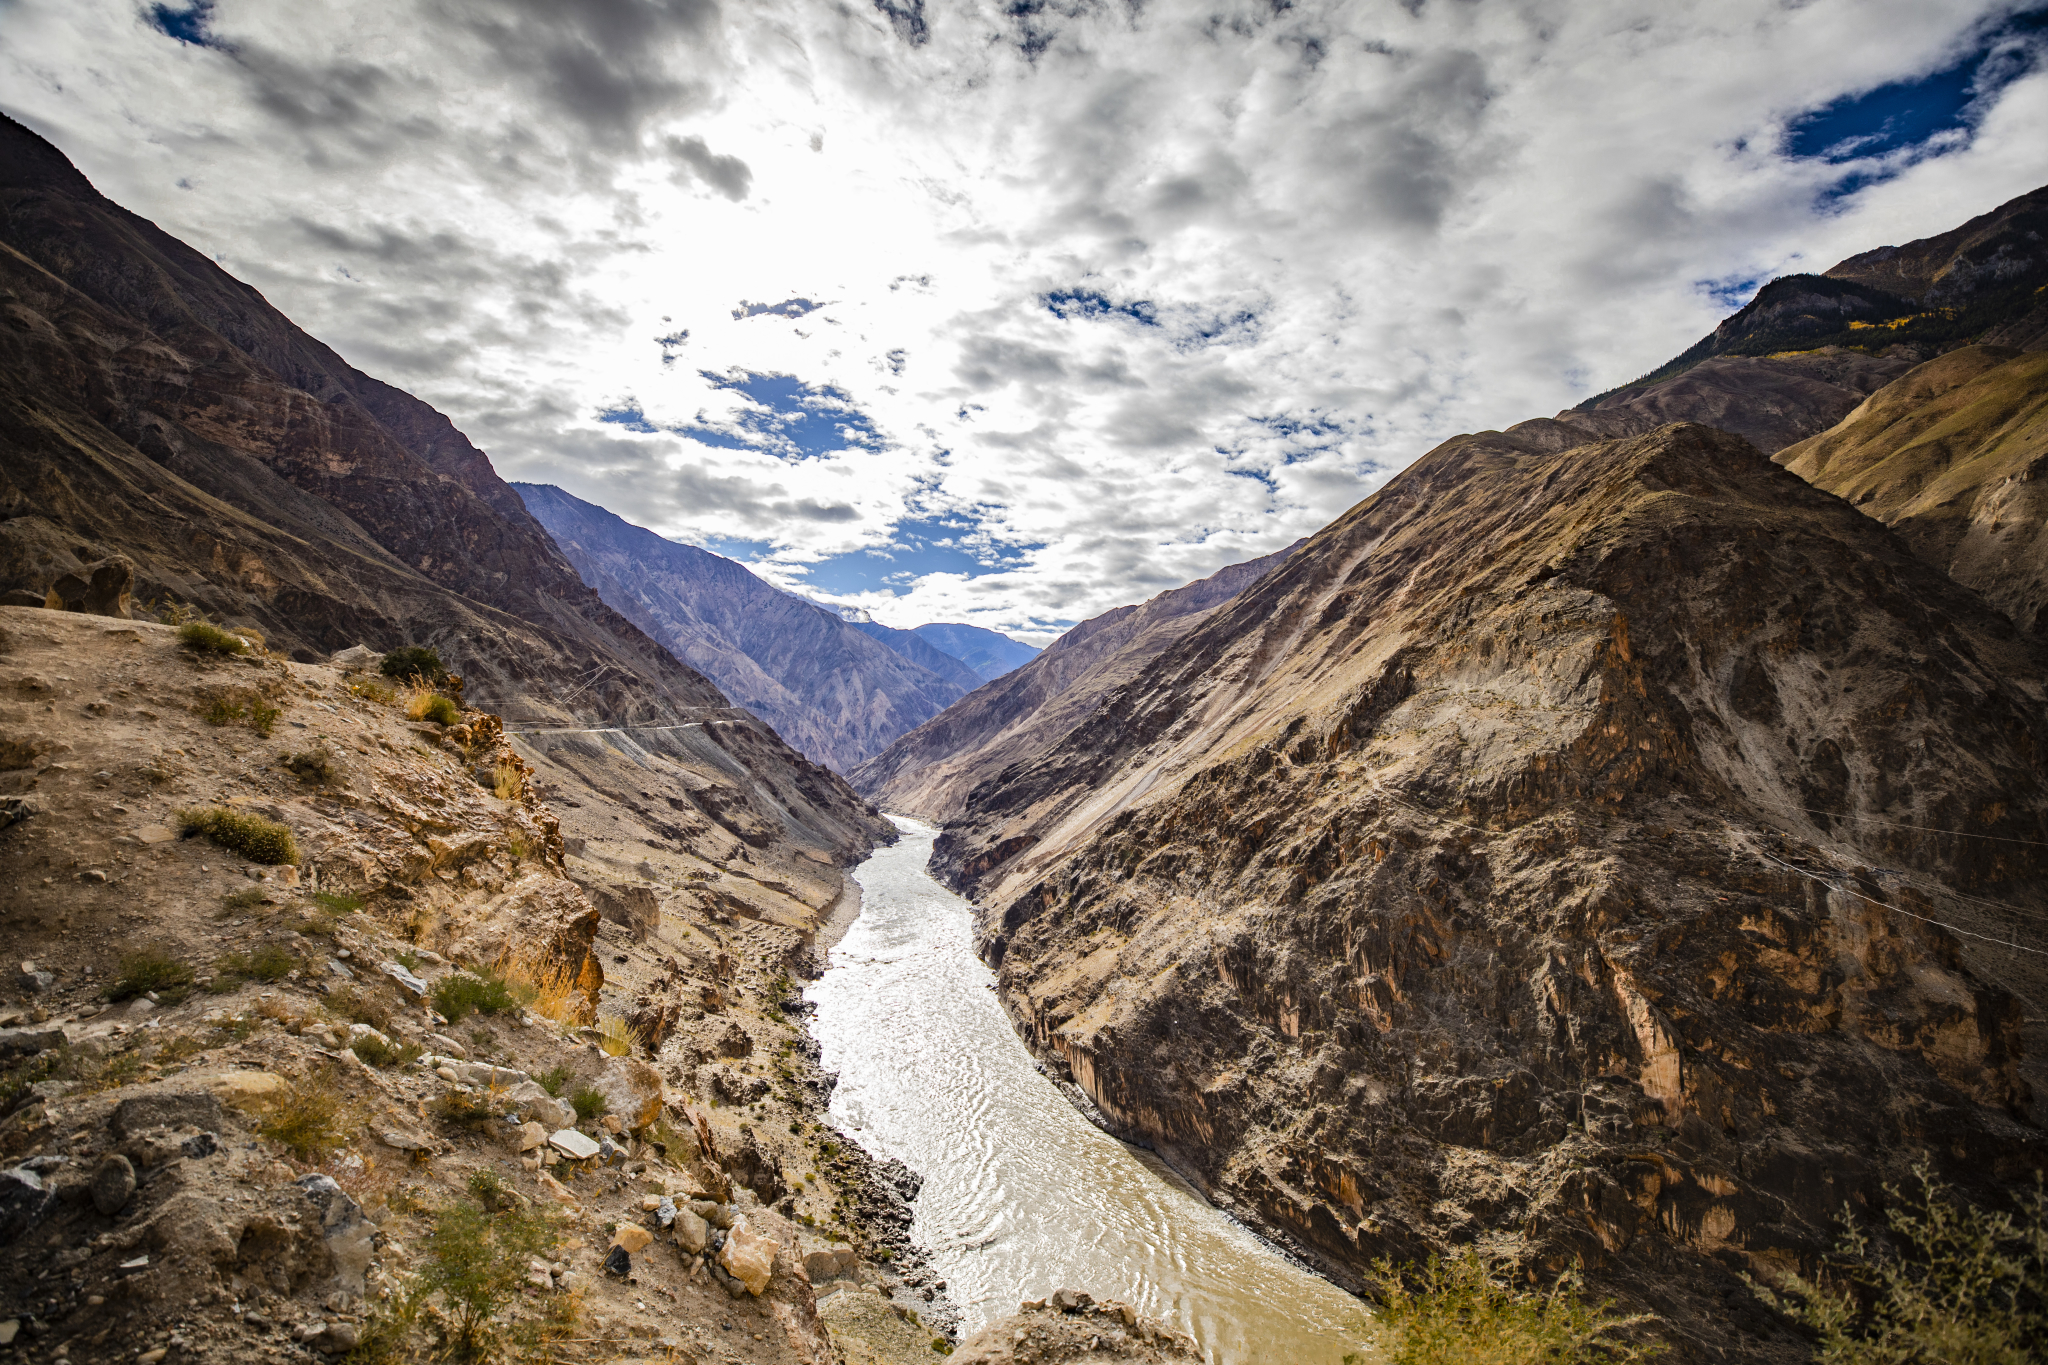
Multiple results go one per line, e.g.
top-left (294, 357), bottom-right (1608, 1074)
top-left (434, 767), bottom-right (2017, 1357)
top-left (807, 818), bottom-right (1373, 1363)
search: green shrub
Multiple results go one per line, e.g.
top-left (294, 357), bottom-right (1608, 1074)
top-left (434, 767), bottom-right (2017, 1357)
top-left (1362, 1249), bottom-right (1661, 1365)
top-left (177, 805), bottom-right (299, 864)
top-left (219, 887), bottom-right (267, 912)
top-left (326, 983), bottom-right (393, 1030)
top-left (1750, 1166), bottom-right (2046, 1365)
top-left (430, 1090), bottom-right (502, 1130)
top-left (204, 697), bottom-right (247, 727)
top-left (432, 971), bottom-right (518, 1023)
top-left (253, 1074), bottom-right (352, 1161)
top-left (110, 946), bottom-right (194, 1003)
top-left (381, 646), bottom-right (447, 686)
top-left (214, 942), bottom-right (296, 987)
top-left (313, 889), bottom-right (364, 914)
top-left (417, 1196), bottom-right (559, 1361)
top-left (570, 1086), bottom-right (609, 1125)
top-left (247, 699), bottom-right (281, 736)
top-left (534, 1064), bottom-right (574, 1097)
top-left (178, 621), bottom-right (247, 656)
top-left (351, 1034), bottom-right (422, 1069)
top-left (411, 692), bottom-right (462, 726)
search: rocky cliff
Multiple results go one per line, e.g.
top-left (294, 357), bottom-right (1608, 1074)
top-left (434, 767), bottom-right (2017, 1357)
top-left (514, 482), bottom-right (975, 773)
top-left (932, 421), bottom-right (2048, 1361)
top-left (1776, 345), bottom-right (2048, 636)
top-left (0, 113), bottom-right (889, 869)
top-left (852, 541), bottom-right (1300, 821)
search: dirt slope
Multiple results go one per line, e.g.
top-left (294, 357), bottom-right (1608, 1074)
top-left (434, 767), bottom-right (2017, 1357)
top-left (853, 541), bottom-right (1300, 821)
top-left (931, 423), bottom-right (2048, 1362)
top-left (1776, 345), bottom-right (2048, 635)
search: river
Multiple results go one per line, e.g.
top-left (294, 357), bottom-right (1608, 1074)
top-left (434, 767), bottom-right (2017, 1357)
top-left (806, 817), bottom-right (1374, 1363)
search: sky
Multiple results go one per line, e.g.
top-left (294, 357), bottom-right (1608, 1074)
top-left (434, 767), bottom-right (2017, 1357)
top-left (4, 1), bottom-right (2046, 643)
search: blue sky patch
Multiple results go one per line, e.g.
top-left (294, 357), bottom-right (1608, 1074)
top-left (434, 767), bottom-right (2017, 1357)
top-left (148, 1), bottom-right (225, 48)
top-left (1788, 7), bottom-right (2046, 166)
top-left (597, 402), bottom-right (658, 433)
top-left (1045, 288), bottom-right (1160, 327)
top-left (733, 298), bottom-right (826, 321)
top-left (676, 370), bottom-right (884, 461)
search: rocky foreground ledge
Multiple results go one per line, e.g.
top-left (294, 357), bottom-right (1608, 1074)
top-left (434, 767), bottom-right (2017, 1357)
top-left (951, 1291), bottom-right (1197, 1364)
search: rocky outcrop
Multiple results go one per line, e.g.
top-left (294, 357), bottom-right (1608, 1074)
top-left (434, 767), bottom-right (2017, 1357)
top-left (1776, 345), bottom-right (2048, 636)
top-left (853, 541), bottom-right (1300, 821)
top-left (935, 422), bottom-right (2048, 1361)
top-left (514, 482), bottom-right (974, 772)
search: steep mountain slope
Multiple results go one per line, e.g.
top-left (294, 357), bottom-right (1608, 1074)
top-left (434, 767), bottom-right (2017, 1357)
top-left (912, 623), bottom-right (1041, 682)
top-left (514, 483), bottom-right (974, 772)
top-left (1583, 181), bottom-right (2047, 409)
top-left (852, 541), bottom-right (1300, 821)
top-left (845, 618), bottom-right (986, 693)
top-left (1775, 345), bottom-right (2048, 635)
top-left (0, 113), bottom-right (887, 866)
top-left (933, 422), bottom-right (2048, 1360)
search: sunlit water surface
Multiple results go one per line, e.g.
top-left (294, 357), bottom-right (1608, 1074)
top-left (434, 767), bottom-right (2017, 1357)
top-left (808, 818), bottom-right (1372, 1363)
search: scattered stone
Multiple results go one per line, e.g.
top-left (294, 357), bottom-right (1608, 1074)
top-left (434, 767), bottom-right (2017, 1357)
top-left (307, 1321), bottom-right (360, 1354)
top-left (1051, 1288), bottom-right (1093, 1313)
top-left (671, 1207), bottom-right (710, 1254)
top-left (136, 825), bottom-right (177, 844)
top-left (210, 1071), bottom-right (285, 1098)
top-left (181, 1131), bottom-right (219, 1159)
top-left (376, 1128), bottom-right (434, 1153)
top-left (297, 1174), bottom-right (375, 1294)
top-left (613, 1223), bottom-right (653, 1254)
top-left (137, 1349), bottom-right (168, 1365)
top-left (602, 1244), bottom-right (632, 1277)
top-left (0, 1167), bottom-right (56, 1242)
top-left (718, 1219), bottom-right (776, 1296)
top-left (15, 961), bottom-right (54, 994)
top-left (515, 1121), bottom-right (548, 1153)
top-left (592, 1056), bottom-right (665, 1130)
top-left (803, 1249), bottom-right (841, 1283)
top-left (381, 962), bottom-right (429, 996)
top-left (329, 645), bottom-right (378, 668)
top-left (0, 1320), bottom-right (16, 1346)
top-left (425, 1033), bottom-right (468, 1059)
top-left (549, 1129), bottom-right (600, 1161)
top-left (78, 868), bottom-right (107, 884)
top-left (89, 1154), bottom-right (136, 1215)
top-left (0, 1026), bottom-right (66, 1059)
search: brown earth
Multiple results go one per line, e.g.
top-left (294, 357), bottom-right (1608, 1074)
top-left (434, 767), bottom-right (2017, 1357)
top-left (0, 610), bottom-right (939, 1365)
top-left (930, 422), bottom-right (2048, 1363)
top-left (1776, 344), bottom-right (2048, 636)
top-left (853, 541), bottom-right (1301, 822)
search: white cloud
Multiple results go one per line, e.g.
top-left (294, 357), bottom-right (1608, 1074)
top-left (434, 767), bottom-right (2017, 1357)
top-left (4, 0), bottom-right (2044, 645)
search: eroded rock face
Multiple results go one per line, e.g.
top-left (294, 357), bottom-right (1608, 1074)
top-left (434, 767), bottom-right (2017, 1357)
top-left (939, 423), bottom-right (2048, 1361)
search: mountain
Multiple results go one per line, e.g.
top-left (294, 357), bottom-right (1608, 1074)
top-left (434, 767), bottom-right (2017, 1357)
top-left (929, 420), bottom-right (2048, 1359)
top-left (853, 541), bottom-right (1300, 821)
top-left (513, 482), bottom-right (976, 772)
top-left (0, 112), bottom-right (888, 867)
top-left (911, 622), bottom-right (1041, 682)
top-left (1581, 182), bottom-right (2048, 411)
top-left (844, 618), bottom-right (986, 693)
top-left (1776, 345), bottom-right (2048, 634)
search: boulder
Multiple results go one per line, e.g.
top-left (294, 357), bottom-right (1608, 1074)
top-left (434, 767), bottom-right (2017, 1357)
top-left (296, 1174), bottom-right (375, 1293)
top-left (718, 1219), bottom-right (777, 1296)
top-left (48, 556), bottom-right (134, 618)
top-left (613, 1223), bottom-right (653, 1254)
top-left (515, 1121), bottom-right (548, 1153)
top-left (328, 646), bottom-right (378, 669)
top-left (802, 1249), bottom-right (841, 1283)
top-left (592, 1056), bottom-right (664, 1130)
top-left (0, 1026), bottom-right (66, 1059)
top-left (90, 1154), bottom-right (136, 1215)
top-left (549, 1129), bottom-right (600, 1161)
top-left (672, 1207), bottom-right (710, 1254)
top-left (112, 1091), bottom-right (225, 1139)
top-left (211, 1071), bottom-right (285, 1099)
top-left (0, 1167), bottom-right (56, 1242)
top-left (507, 1086), bottom-right (573, 1130)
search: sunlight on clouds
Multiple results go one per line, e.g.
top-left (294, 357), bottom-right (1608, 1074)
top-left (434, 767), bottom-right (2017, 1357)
top-left (2, 0), bottom-right (2044, 642)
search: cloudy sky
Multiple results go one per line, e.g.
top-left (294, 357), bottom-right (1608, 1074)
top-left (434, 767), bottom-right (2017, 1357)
top-left (5, 1), bottom-right (2046, 641)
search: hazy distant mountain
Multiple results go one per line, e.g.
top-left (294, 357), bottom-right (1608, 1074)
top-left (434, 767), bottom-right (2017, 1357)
top-left (843, 618), bottom-right (987, 693)
top-left (514, 483), bottom-right (971, 772)
top-left (912, 622), bottom-right (1041, 682)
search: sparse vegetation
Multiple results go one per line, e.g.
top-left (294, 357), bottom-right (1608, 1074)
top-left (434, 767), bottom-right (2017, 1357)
top-left (1360, 1250), bottom-right (1662, 1365)
top-left (349, 678), bottom-right (396, 706)
top-left (432, 970), bottom-right (519, 1023)
top-left (178, 621), bottom-right (247, 656)
top-left (491, 762), bottom-right (523, 800)
top-left (177, 805), bottom-right (299, 864)
top-left (219, 886), bottom-right (268, 912)
top-left (416, 1195), bottom-right (560, 1362)
top-left (596, 1013), bottom-right (635, 1057)
top-left (431, 1089), bottom-right (503, 1130)
top-left (281, 742), bottom-right (338, 783)
top-left (1750, 1166), bottom-right (2046, 1365)
top-left (110, 945), bottom-right (195, 1003)
top-left (381, 645), bottom-right (448, 686)
top-left (351, 1034), bottom-right (423, 1068)
top-left (213, 942), bottom-right (297, 988)
top-left (496, 952), bottom-right (582, 1025)
top-left (252, 1073), bottom-right (353, 1162)
top-left (569, 1086), bottom-right (609, 1125)
top-left (313, 889), bottom-right (365, 915)
top-left (407, 689), bottom-right (463, 726)
top-left (326, 983), bottom-right (394, 1031)
top-left (534, 1064), bottom-right (574, 1097)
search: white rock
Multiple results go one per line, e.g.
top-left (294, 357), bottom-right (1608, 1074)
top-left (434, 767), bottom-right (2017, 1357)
top-left (549, 1129), bottom-right (600, 1161)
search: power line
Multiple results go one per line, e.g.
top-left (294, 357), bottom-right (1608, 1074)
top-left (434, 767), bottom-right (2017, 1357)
top-left (1753, 849), bottom-right (2048, 960)
top-left (1739, 794), bottom-right (2048, 849)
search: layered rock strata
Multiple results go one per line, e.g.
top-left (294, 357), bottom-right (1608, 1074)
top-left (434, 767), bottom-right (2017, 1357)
top-left (934, 423), bottom-right (2048, 1362)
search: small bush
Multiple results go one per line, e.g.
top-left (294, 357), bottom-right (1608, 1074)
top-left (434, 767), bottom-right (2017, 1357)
top-left (534, 1064), bottom-right (574, 1097)
top-left (313, 889), bottom-right (364, 915)
top-left (570, 1087), bottom-right (609, 1125)
top-left (381, 645), bottom-right (447, 686)
top-left (1751, 1166), bottom-right (2046, 1365)
top-left (407, 691), bottom-right (462, 726)
top-left (177, 805), bottom-right (299, 865)
top-left (110, 946), bottom-right (194, 1003)
top-left (596, 1014), bottom-right (635, 1058)
top-left (1364, 1250), bottom-right (1660, 1365)
top-left (215, 942), bottom-right (297, 986)
top-left (247, 699), bottom-right (281, 736)
top-left (350, 679), bottom-right (395, 706)
top-left (417, 1195), bottom-right (559, 1361)
top-left (204, 697), bottom-right (247, 727)
top-left (178, 621), bottom-right (247, 656)
top-left (220, 886), bottom-right (268, 912)
top-left (432, 971), bottom-right (519, 1023)
top-left (351, 1034), bottom-right (422, 1069)
top-left (289, 910), bottom-right (339, 937)
top-left (497, 952), bottom-right (583, 1025)
top-left (326, 984), bottom-right (393, 1031)
top-left (431, 1090), bottom-right (502, 1130)
top-left (253, 1074), bottom-right (353, 1162)
top-left (282, 744), bottom-right (338, 784)
top-left (491, 763), bottom-right (524, 801)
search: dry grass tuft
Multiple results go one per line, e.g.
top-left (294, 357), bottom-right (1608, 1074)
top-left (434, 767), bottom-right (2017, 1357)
top-left (177, 805), bottom-right (299, 864)
top-left (491, 762), bottom-right (524, 800)
top-left (495, 951), bottom-right (583, 1025)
